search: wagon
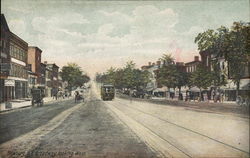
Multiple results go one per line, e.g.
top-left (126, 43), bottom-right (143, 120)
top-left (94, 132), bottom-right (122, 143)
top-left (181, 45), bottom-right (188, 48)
top-left (31, 88), bottom-right (45, 106)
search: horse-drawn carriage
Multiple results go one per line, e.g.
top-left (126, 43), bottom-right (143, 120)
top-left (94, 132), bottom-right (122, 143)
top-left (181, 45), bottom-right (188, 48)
top-left (74, 89), bottom-right (84, 103)
top-left (31, 88), bottom-right (45, 106)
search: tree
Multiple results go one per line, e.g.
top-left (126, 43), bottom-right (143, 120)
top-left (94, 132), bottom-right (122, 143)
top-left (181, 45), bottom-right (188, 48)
top-left (176, 71), bottom-right (188, 94)
top-left (159, 53), bottom-right (175, 65)
top-left (106, 67), bottom-right (116, 85)
top-left (190, 64), bottom-right (213, 101)
top-left (223, 22), bottom-right (249, 96)
top-left (156, 64), bottom-right (178, 95)
top-left (123, 61), bottom-right (136, 88)
top-left (194, 29), bottom-right (218, 53)
top-left (113, 68), bottom-right (125, 89)
top-left (133, 69), bottom-right (150, 90)
top-left (95, 60), bottom-right (150, 91)
top-left (195, 22), bottom-right (249, 97)
top-left (61, 63), bottom-right (90, 90)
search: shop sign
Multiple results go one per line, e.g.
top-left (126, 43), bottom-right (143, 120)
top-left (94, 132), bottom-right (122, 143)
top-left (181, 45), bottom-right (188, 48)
top-left (4, 79), bottom-right (15, 86)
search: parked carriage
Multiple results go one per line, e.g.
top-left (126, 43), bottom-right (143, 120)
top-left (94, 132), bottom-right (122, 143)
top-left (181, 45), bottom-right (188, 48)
top-left (101, 84), bottom-right (115, 101)
top-left (31, 88), bottom-right (45, 106)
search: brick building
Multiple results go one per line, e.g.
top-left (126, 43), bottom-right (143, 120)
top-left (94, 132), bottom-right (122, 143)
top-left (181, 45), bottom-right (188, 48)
top-left (27, 46), bottom-right (42, 85)
top-left (185, 56), bottom-right (201, 73)
top-left (0, 14), bottom-right (28, 102)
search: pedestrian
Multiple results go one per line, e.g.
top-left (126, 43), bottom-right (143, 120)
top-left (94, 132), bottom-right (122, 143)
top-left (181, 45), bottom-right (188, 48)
top-left (213, 90), bottom-right (219, 103)
top-left (179, 92), bottom-right (183, 100)
top-left (212, 89), bottom-right (215, 101)
top-left (52, 88), bottom-right (58, 100)
top-left (75, 91), bottom-right (79, 103)
top-left (220, 91), bottom-right (224, 103)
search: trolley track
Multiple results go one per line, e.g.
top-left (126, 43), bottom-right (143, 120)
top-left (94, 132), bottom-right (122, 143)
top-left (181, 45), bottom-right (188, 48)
top-left (103, 98), bottom-right (249, 158)
top-left (116, 99), bottom-right (249, 154)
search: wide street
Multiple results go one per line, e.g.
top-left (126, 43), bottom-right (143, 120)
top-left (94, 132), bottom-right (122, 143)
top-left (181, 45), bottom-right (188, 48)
top-left (0, 83), bottom-right (249, 158)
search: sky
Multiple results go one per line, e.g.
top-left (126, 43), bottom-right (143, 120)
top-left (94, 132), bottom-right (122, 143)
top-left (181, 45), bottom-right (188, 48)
top-left (1, 0), bottom-right (249, 77)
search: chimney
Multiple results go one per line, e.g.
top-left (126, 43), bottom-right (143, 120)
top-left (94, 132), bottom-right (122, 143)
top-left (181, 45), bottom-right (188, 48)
top-left (156, 61), bottom-right (161, 66)
top-left (148, 62), bottom-right (151, 66)
top-left (194, 56), bottom-right (199, 61)
top-left (152, 62), bottom-right (155, 66)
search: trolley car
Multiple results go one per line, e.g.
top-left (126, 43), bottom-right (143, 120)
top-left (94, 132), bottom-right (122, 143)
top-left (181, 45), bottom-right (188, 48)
top-left (101, 84), bottom-right (115, 101)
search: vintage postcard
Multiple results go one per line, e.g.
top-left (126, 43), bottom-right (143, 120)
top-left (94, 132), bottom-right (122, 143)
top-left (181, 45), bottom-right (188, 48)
top-left (0, 0), bottom-right (249, 157)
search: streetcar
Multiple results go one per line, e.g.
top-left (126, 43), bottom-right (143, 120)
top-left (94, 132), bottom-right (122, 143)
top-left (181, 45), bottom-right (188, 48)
top-left (101, 84), bottom-right (115, 101)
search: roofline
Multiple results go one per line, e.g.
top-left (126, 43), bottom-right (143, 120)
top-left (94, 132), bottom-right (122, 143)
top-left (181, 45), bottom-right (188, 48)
top-left (28, 46), bottom-right (42, 53)
top-left (10, 31), bottom-right (28, 46)
top-left (1, 14), bottom-right (10, 31)
top-left (47, 63), bottom-right (59, 68)
top-left (185, 61), bottom-right (201, 65)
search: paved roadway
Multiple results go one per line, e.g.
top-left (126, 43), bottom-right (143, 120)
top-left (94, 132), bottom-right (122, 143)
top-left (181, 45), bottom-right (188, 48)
top-left (0, 82), bottom-right (249, 158)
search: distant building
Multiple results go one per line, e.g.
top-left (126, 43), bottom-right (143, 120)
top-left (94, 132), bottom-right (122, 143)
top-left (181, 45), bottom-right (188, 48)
top-left (40, 63), bottom-right (46, 87)
top-left (27, 46), bottom-right (42, 85)
top-left (185, 56), bottom-right (201, 73)
top-left (27, 64), bottom-right (37, 97)
top-left (176, 62), bottom-right (186, 73)
top-left (199, 50), bottom-right (250, 101)
top-left (0, 14), bottom-right (28, 103)
top-left (141, 62), bottom-right (160, 94)
top-left (46, 63), bottom-right (59, 96)
top-left (44, 62), bottom-right (53, 97)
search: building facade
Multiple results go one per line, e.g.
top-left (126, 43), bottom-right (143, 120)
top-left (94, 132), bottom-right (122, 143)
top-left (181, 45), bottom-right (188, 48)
top-left (44, 63), bottom-right (53, 97)
top-left (185, 56), bottom-right (201, 73)
top-left (0, 14), bottom-right (28, 102)
top-left (27, 46), bottom-right (42, 85)
top-left (199, 50), bottom-right (250, 101)
top-left (46, 63), bottom-right (59, 96)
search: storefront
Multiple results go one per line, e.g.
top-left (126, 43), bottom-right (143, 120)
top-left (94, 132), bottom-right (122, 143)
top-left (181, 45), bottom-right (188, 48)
top-left (223, 79), bottom-right (250, 101)
top-left (0, 78), bottom-right (28, 103)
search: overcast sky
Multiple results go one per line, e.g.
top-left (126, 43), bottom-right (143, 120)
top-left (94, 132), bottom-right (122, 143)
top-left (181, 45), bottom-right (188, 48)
top-left (2, 0), bottom-right (249, 77)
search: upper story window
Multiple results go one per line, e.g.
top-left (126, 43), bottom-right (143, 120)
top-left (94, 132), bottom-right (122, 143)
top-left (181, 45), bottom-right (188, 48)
top-left (10, 43), bottom-right (26, 62)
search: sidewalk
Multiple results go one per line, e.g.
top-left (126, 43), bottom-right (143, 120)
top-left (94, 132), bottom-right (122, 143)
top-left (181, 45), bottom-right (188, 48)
top-left (0, 97), bottom-right (73, 113)
top-left (151, 96), bottom-right (235, 104)
top-left (117, 93), bottom-right (249, 118)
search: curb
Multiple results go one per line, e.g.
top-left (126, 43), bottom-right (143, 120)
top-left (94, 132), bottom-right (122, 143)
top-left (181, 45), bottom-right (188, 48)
top-left (0, 105), bottom-right (32, 113)
top-left (0, 97), bottom-right (73, 114)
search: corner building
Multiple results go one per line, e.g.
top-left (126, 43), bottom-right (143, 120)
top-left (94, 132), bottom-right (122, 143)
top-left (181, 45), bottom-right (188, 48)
top-left (0, 14), bottom-right (28, 102)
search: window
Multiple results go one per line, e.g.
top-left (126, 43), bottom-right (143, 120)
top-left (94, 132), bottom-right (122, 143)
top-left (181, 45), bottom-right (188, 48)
top-left (10, 45), bottom-right (13, 56)
top-left (11, 64), bottom-right (15, 77)
top-left (14, 47), bottom-right (17, 58)
top-left (21, 50), bottom-right (24, 61)
top-left (18, 49), bottom-right (20, 60)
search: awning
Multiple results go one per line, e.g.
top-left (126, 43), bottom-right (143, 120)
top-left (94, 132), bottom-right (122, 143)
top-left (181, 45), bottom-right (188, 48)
top-left (189, 86), bottom-right (202, 92)
top-left (153, 86), bottom-right (168, 92)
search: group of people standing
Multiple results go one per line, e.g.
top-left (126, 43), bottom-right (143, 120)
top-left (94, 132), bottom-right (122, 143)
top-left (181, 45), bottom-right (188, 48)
top-left (51, 88), bottom-right (70, 100)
